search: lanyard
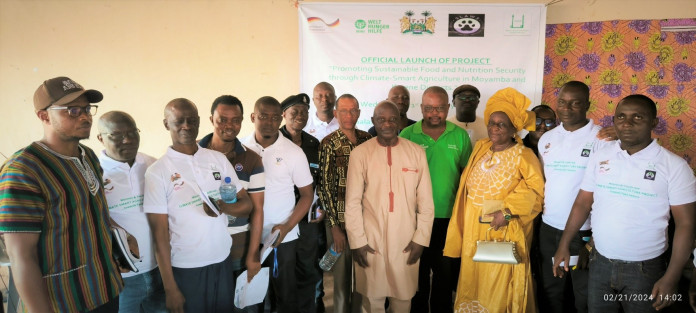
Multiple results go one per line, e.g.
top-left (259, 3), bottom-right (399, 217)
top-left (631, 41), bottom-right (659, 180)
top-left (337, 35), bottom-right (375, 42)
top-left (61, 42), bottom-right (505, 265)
top-left (273, 248), bottom-right (279, 278)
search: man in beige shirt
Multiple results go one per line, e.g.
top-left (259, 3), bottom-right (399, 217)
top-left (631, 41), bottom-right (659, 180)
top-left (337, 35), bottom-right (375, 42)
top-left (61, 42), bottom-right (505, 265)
top-left (344, 101), bottom-right (434, 313)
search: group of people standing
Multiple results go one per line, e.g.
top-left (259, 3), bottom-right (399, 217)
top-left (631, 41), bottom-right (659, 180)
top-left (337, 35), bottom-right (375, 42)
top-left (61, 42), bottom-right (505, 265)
top-left (0, 75), bottom-right (694, 313)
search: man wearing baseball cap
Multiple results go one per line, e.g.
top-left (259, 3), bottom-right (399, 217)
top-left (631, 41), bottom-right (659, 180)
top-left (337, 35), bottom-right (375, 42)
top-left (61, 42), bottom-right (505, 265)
top-left (448, 84), bottom-right (486, 144)
top-left (0, 76), bottom-right (123, 312)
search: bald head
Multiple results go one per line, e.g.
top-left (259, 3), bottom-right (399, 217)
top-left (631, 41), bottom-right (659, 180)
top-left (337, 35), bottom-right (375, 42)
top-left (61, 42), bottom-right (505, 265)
top-left (97, 111), bottom-right (140, 164)
top-left (387, 85), bottom-right (410, 116)
top-left (163, 98), bottom-right (200, 148)
top-left (373, 100), bottom-right (399, 118)
top-left (388, 85), bottom-right (409, 97)
top-left (372, 100), bottom-right (400, 145)
top-left (314, 82), bottom-right (335, 94)
top-left (165, 98), bottom-right (198, 119)
top-left (98, 111), bottom-right (136, 134)
top-left (313, 82), bottom-right (336, 116)
top-left (423, 86), bottom-right (448, 100)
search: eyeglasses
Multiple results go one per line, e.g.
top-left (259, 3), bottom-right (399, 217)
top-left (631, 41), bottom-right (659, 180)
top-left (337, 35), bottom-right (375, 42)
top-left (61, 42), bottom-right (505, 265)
top-left (46, 105), bottom-right (98, 117)
top-left (457, 95), bottom-right (479, 102)
top-left (255, 114), bottom-right (283, 122)
top-left (423, 106), bottom-right (448, 113)
top-left (536, 118), bottom-right (556, 128)
top-left (102, 129), bottom-right (140, 142)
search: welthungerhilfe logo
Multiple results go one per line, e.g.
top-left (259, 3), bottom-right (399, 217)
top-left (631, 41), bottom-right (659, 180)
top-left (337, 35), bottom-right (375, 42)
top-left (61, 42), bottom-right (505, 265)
top-left (355, 19), bottom-right (389, 34)
top-left (644, 170), bottom-right (657, 181)
top-left (355, 19), bottom-right (367, 32)
top-left (448, 14), bottom-right (485, 37)
top-left (400, 10), bottom-right (436, 35)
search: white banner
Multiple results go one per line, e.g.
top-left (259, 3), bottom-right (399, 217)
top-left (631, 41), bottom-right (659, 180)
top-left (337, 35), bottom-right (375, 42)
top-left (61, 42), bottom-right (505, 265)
top-left (299, 2), bottom-right (547, 129)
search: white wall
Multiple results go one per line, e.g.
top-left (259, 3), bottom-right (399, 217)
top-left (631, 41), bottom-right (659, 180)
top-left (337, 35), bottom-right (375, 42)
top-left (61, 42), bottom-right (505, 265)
top-left (1, 0), bottom-right (694, 157)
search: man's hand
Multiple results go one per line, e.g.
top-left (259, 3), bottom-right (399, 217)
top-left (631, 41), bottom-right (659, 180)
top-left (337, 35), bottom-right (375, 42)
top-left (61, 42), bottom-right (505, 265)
top-left (651, 276), bottom-right (678, 310)
top-left (403, 241), bottom-right (425, 265)
top-left (310, 208), bottom-right (325, 223)
top-left (117, 232), bottom-right (140, 273)
top-left (271, 224), bottom-right (290, 248)
top-left (331, 226), bottom-right (347, 253)
top-left (577, 243), bottom-right (590, 270)
top-left (165, 287), bottom-right (186, 313)
top-left (352, 244), bottom-right (376, 268)
top-left (246, 259), bottom-right (261, 282)
top-left (552, 245), bottom-right (571, 278)
top-left (597, 126), bottom-right (618, 141)
top-left (202, 202), bottom-right (218, 217)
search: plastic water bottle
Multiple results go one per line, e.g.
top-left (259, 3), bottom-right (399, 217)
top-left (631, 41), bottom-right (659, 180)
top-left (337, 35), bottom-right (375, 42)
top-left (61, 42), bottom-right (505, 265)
top-left (219, 177), bottom-right (237, 204)
top-left (319, 244), bottom-right (341, 271)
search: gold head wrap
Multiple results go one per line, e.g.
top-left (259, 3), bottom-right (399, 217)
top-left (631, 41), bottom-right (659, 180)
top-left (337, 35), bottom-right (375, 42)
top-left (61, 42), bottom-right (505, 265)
top-left (484, 87), bottom-right (536, 132)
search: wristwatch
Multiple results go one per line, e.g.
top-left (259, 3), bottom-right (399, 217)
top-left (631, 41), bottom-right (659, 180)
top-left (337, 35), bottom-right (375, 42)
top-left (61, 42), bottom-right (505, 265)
top-left (503, 211), bottom-right (512, 221)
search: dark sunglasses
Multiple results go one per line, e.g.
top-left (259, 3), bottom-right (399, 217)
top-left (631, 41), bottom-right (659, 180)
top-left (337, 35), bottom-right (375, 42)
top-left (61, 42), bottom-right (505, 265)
top-left (536, 118), bottom-right (556, 128)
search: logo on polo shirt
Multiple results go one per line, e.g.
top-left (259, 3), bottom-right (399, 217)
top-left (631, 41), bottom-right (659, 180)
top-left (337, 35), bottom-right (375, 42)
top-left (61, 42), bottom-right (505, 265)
top-left (103, 178), bottom-right (114, 192)
top-left (599, 160), bottom-right (611, 174)
top-left (644, 170), bottom-right (656, 180)
top-left (212, 172), bottom-right (221, 180)
top-left (235, 163), bottom-right (244, 171)
top-left (448, 144), bottom-right (458, 150)
top-left (580, 149), bottom-right (591, 157)
top-left (276, 157), bottom-right (283, 165)
top-left (171, 173), bottom-right (184, 190)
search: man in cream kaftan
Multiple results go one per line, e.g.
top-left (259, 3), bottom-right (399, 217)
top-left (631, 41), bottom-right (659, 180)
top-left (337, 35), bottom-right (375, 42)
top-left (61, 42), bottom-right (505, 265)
top-left (344, 101), bottom-right (434, 313)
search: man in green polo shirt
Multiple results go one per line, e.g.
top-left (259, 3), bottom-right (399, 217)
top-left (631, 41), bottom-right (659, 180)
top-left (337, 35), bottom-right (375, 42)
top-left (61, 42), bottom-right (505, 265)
top-left (400, 86), bottom-right (472, 313)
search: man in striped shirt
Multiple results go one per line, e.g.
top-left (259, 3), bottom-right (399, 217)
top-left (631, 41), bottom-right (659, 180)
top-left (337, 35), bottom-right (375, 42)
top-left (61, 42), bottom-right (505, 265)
top-left (0, 77), bottom-right (123, 312)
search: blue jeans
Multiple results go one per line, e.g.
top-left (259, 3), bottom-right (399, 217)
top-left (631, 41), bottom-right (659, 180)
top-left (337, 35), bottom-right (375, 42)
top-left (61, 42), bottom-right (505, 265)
top-left (588, 249), bottom-right (666, 313)
top-left (119, 269), bottom-right (166, 313)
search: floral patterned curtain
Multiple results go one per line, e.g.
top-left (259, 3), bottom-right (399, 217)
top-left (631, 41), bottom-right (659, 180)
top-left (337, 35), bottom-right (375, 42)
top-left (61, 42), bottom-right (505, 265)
top-left (542, 19), bottom-right (696, 173)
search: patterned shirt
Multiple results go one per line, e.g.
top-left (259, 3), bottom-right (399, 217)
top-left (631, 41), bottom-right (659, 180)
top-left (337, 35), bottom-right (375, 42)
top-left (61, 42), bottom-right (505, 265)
top-left (0, 142), bottom-right (123, 312)
top-left (318, 129), bottom-right (372, 227)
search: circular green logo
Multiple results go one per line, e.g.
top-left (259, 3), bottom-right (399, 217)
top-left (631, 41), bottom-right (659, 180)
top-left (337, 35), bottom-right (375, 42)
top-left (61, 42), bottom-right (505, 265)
top-left (355, 19), bottom-right (366, 29)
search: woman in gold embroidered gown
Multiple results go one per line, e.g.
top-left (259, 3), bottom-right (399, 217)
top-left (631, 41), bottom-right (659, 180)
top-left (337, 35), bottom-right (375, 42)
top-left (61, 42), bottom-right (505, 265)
top-left (444, 88), bottom-right (544, 313)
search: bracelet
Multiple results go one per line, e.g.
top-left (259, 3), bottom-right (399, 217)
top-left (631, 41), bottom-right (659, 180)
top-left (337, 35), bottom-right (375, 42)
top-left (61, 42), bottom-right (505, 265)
top-left (585, 243), bottom-right (593, 252)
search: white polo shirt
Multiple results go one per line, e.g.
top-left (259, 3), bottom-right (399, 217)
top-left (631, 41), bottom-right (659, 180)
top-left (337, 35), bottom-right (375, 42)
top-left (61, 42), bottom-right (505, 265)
top-left (304, 112), bottom-right (339, 141)
top-left (447, 115), bottom-right (487, 144)
top-left (99, 151), bottom-right (157, 278)
top-left (581, 140), bottom-right (696, 261)
top-left (241, 132), bottom-right (313, 243)
top-left (143, 147), bottom-right (242, 268)
top-left (539, 120), bottom-right (610, 231)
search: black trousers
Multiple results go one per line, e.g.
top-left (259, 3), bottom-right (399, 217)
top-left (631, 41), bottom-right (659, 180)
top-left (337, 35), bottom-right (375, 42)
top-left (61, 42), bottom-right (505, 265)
top-left (538, 221), bottom-right (590, 313)
top-left (297, 221), bottom-right (321, 313)
top-left (410, 218), bottom-right (459, 313)
top-left (172, 253), bottom-right (236, 313)
top-left (262, 240), bottom-right (299, 313)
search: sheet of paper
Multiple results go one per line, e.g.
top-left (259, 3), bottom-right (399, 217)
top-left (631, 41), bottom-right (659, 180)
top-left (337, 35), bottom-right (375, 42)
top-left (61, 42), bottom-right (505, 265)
top-left (552, 255), bottom-right (579, 267)
top-left (234, 268), bottom-right (270, 309)
top-left (199, 190), bottom-right (220, 216)
top-left (260, 229), bottom-right (280, 264)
